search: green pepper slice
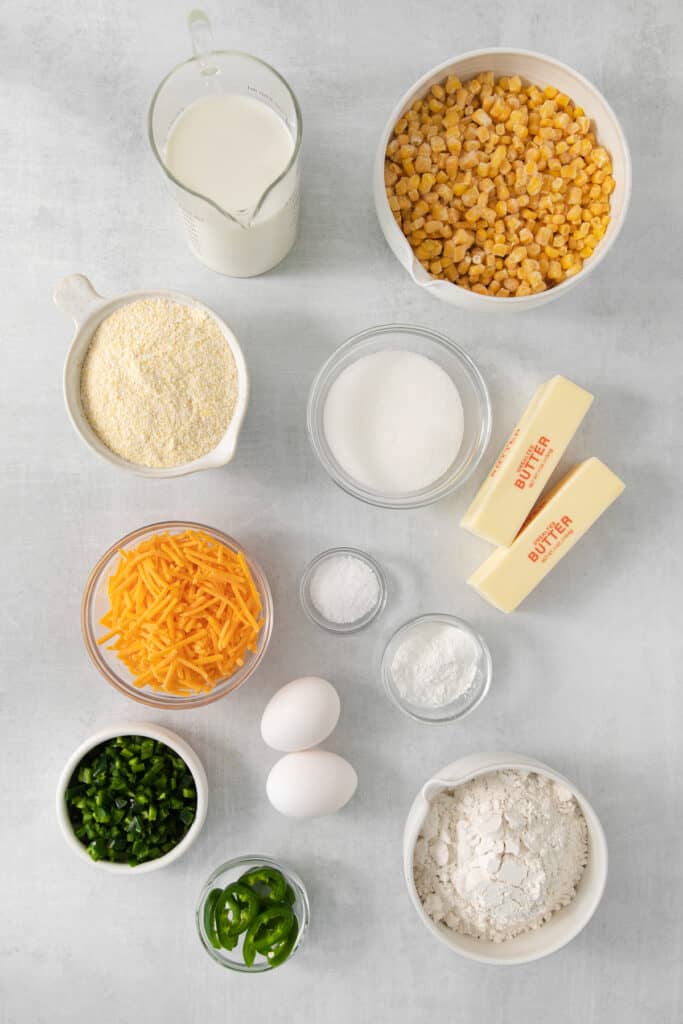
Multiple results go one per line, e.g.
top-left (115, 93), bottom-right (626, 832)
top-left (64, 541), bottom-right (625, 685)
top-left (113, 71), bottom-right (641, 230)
top-left (203, 889), bottom-right (222, 950)
top-left (266, 928), bottom-right (297, 967)
top-left (246, 905), bottom-right (296, 956)
top-left (242, 928), bottom-right (257, 967)
top-left (216, 882), bottom-right (260, 947)
top-left (238, 865), bottom-right (288, 905)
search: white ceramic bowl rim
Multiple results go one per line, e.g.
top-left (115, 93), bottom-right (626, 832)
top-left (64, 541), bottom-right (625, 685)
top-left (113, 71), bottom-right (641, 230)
top-left (54, 273), bottom-right (250, 478)
top-left (404, 753), bottom-right (608, 964)
top-left (56, 721), bottom-right (209, 874)
top-left (375, 48), bottom-right (632, 310)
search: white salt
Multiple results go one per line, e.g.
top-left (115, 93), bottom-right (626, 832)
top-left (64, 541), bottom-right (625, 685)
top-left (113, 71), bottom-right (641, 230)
top-left (322, 349), bottom-right (464, 494)
top-left (309, 554), bottom-right (380, 624)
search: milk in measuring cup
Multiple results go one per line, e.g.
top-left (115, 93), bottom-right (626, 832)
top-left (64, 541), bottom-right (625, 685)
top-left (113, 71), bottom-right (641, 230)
top-left (164, 94), bottom-right (298, 277)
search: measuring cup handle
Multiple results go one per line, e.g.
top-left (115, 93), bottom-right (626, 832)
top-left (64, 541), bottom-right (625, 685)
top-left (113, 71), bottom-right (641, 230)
top-left (53, 274), bottom-right (106, 325)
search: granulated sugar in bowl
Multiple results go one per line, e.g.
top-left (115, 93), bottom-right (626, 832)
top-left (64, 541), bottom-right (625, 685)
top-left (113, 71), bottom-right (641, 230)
top-left (307, 324), bottom-right (491, 509)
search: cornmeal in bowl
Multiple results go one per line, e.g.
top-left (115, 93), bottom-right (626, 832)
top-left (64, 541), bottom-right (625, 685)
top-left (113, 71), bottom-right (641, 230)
top-left (80, 298), bottom-right (238, 467)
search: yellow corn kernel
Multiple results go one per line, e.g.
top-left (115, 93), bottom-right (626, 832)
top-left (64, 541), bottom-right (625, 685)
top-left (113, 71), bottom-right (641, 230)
top-left (461, 186), bottom-right (480, 207)
top-left (527, 175), bottom-right (543, 195)
top-left (464, 205), bottom-right (483, 223)
top-left (535, 225), bottom-right (553, 246)
top-left (418, 173), bottom-right (436, 194)
top-left (415, 239), bottom-right (443, 259)
top-left (472, 108), bottom-right (492, 127)
top-left (452, 228), bottom-right (475, 247)
top-left (508, 245), bottom-right (527, 263)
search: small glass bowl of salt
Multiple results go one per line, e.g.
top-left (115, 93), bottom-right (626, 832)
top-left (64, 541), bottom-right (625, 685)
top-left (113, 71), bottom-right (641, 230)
top-left (300, 547), bottom-right (387, 634)
top-left (381, 614), bottom-right (492, 724)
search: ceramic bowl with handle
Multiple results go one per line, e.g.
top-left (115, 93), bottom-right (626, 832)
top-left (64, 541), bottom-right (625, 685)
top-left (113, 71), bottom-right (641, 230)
top-left (403, 752), bottom-right (608, 964)
top-left (54, 273), bottom-right (249, 476)
top-left (374, 49), bottom-right (631, 312)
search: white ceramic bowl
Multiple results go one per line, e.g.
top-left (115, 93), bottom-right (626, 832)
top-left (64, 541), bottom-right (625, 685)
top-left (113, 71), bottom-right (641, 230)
top-left (56, 721), bottom-right (208, 874)
top-left (54, 274), bottom-right (249, 476)
top-left (374, 49), bottom-right (631, 312)
top-left (403, 752), bottom-right (608, 963)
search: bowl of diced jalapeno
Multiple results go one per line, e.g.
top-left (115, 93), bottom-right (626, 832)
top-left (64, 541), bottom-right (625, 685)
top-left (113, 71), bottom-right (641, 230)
top-left (56, 722), bottom-right (208, 873)
top-left (197, 856), bottom-right (310, 971)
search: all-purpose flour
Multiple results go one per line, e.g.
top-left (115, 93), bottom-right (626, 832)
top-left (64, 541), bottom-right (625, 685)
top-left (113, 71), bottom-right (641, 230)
top-left (414, 770), bottom-right (588, 942)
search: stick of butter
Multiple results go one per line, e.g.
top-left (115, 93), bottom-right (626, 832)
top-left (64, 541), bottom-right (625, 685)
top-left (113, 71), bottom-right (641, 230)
top-left (461, 376), bottom-right (593, 547)
top-left (468, 458), bottom-right (625, 613)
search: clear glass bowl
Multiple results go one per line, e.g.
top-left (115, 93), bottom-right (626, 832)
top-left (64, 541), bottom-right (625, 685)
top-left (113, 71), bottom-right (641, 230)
top-left (381, 613), bottom-right (492, 724)
top-left (300, 547), bottom-right (387, 634)
top-left (81, 521), bottom-right (273, 709)
top-left (196, 855), bottom-right (310, 972)
top-left (306, 324), bottom-right (491, 509)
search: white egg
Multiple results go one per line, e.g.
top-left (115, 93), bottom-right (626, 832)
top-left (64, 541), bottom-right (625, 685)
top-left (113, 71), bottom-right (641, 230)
top-left (260, 676), bottom-right (340, 752)
top-left (266, 750), bottom-right (357, 818)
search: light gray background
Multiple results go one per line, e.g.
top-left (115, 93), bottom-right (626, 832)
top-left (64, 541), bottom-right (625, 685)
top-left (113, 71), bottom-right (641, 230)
top-left (1, 1), bottom-right (681, 1021)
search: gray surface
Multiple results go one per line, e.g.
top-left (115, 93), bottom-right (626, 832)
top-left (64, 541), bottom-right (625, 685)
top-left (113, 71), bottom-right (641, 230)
top-left (1, 0), bottom-right (681, 1021)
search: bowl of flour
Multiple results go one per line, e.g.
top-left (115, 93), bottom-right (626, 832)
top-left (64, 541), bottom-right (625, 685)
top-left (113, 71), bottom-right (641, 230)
top-left (403, 753), bottom-right (608, 964)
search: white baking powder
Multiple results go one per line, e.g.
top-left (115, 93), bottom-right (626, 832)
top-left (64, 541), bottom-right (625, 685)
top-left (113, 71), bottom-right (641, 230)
top-left (391, 620), bottom-right (479, 708)
top-left (309, 554), bottom-right (380, 624)
top-left (414, 770), bottom-right (588, 942)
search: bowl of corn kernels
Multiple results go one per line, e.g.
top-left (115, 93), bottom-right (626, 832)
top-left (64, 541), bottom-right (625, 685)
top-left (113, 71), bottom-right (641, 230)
top-left (374, 49), bottom-right (631, 311)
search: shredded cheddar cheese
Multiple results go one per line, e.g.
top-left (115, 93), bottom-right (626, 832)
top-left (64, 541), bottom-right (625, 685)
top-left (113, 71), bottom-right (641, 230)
top-left (98, 529), bottom-right (263, 696)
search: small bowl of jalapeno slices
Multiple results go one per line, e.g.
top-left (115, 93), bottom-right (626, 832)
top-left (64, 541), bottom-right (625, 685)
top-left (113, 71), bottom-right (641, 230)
top-left (197, 856), bottom-right (310, 971)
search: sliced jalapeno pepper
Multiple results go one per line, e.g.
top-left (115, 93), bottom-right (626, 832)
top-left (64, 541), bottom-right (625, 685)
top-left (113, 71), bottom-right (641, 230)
top-left (252, 906), bottom-right (295, 954)
top-left (216, 881), bottom-right (260, 947)
top-left (242, 928), bottom-right (257, 967)
top-left (203, 888), bottom-right (222, 950)
top-left (238, 865), bottom-right (288, 905)
top-left (266, 928), bottom-right (297, 967)
top-left (246, 905), bottom-right (296, 956)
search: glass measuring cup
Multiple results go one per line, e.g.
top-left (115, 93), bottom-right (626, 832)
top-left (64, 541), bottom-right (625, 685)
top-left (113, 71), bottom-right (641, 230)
top-left (148, 11), bottom-right (302, 277)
